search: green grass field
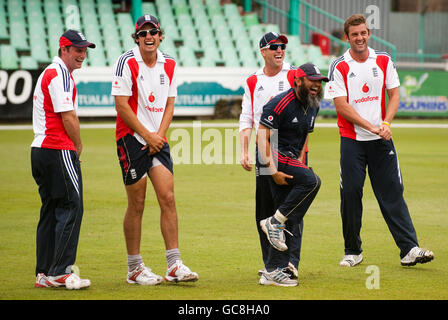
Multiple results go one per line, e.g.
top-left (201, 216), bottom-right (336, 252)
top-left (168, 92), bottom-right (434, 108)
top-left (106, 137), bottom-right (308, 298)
top-left (1, 119), bottom-right (447, 300)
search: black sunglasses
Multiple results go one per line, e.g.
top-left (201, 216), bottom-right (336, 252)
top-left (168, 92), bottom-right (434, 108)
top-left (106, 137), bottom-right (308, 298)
top-left (137, 29), bottom-right (160, 37)
top-left (262, 43), bottom-right (286, 51)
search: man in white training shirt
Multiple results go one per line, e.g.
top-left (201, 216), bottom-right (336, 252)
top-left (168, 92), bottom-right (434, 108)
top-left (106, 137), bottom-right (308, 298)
top-left (111, 14), bottom-right (198, 285)
top-left (31, 30), bottom-right (95, 289)
top-left (324, 14), bottom-right (434, 268)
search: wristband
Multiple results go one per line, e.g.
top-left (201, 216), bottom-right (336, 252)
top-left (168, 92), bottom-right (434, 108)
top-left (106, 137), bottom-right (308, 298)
top-left (382, 121), bottom-right (391, 127)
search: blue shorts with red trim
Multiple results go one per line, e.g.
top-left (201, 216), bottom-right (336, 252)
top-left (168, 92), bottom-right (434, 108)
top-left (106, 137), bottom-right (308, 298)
top-left (116, 134), bottom-right (173, 185)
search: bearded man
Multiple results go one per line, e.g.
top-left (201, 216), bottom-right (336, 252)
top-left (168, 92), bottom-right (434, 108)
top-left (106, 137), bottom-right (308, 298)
top-left (256, 63), bottom-right (328, 286)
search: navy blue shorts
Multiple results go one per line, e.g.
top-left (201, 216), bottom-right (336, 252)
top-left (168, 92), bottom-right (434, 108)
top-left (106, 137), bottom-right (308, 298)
top-left (116, 134), bottom-right (173, 185)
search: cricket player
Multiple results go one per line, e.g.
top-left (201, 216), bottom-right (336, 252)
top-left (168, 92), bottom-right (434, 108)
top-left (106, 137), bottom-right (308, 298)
top-left (32, 30), bottom-right (95, 289)
top-left (257, 63), bottom-right (327, 286)
top-left (111, 14), bottom-right (198, 285)
top-left (239, 32), bottom-right (304, 281)
top-left (324, 14), bottom-right (434, 267)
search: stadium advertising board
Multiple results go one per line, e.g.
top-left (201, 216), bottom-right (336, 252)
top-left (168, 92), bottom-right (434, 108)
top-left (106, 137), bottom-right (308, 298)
top-left (320, 70), bottom-right (448, 117)
top-left (73, 67), bottom-right (248, 117)
top-left (1, 68), bottom-right (447, 120)
top-left (0, 70), bottom-right (39, 120)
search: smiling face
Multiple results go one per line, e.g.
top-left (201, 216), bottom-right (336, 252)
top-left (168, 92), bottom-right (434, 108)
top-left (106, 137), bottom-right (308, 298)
top-left (261, 39), bottom-right (286, 71)
top-left (136, 25), bottom-right (162, 56)
top-left (346, 23), bottom-right (370, 56)
top-left (60, 46), bottom-right (87, 72)
top-left (295, 77), bottom-right (323, 108)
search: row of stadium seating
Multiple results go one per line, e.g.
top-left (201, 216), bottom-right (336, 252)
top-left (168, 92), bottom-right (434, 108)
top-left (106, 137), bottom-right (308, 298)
top-left (0, 0), bottom-right (331, 69)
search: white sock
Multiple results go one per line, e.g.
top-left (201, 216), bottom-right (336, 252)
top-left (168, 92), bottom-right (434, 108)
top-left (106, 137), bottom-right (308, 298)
top-left (273, 210), bottom-right (287, 224)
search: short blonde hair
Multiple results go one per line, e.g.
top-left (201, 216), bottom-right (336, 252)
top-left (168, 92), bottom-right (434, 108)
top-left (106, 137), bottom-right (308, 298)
top-left (344, 14), bottom-right (369, 36)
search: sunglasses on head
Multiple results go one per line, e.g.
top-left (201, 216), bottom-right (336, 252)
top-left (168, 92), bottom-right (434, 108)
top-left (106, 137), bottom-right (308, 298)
top-left (136, 29), bottom-right (160, 37)
top-left (262, 43), bottom-right (286, 51)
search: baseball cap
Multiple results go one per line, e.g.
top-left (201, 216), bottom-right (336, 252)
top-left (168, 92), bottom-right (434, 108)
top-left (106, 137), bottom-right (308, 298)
top-left (259, 32), bottom-right (288, 49)
top-left (59, 30), bottom-right (96, 48)
top-left (295, 63), bottom-right (329, 82)
top-left (135, 14), bottom-right (160, 31)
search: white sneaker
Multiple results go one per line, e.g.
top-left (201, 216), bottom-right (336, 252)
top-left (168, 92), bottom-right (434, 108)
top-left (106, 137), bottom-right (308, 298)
top-left (165, 260), bottom-right (198, 283)
top-left (260, 218), bottom-right (288, 251)
top-left (259, 268), bottom-right (298, 287)
top-left (401, 247), bottom-right (434, 266)
top-left (339, 254), bottom-right (363, 267)
top-left (46, 273), bottom-right (91, 289)
top-left (35, 273), bottom-right (49, 288)
top-left (286, 262), bottom-right (298, 279)
top-left (258, 263), bottom-right (298, 279)
top-left (127, 263), bottom-right (163, 285)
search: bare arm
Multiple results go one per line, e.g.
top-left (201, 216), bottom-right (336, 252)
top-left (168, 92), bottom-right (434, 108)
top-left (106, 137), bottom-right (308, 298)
top-left (379, 87), bottom-right (400, 141)
top-left (61, 110), bottom-right (82, 158)
top-left (114, 95), bottom-right (164, 153)
top-left (333, 96), bottom-right (380, 135)
top-left (257, 124), bottom-right (292, 185)
top-left (239, 128), bottom-right (252, 171)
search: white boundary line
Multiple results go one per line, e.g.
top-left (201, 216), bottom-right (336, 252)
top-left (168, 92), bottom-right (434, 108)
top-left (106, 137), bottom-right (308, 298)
top-left (1, 123), bottom-right (448, 130)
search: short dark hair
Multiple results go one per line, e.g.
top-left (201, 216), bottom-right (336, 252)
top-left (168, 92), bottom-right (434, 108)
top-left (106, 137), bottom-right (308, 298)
top-left (344, 14), bottom-right (369, 36)
top-left (132, 28), bottom-right (164, 44)
top-left (58, 46), bottom-right (72, 57)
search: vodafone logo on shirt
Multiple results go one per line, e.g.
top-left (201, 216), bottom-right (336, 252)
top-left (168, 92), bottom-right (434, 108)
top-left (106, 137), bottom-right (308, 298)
top-left (145, 92), bottom-right (163, 112)
top-left (148, 92), bottom-right (155, 103)
top-left (112, 80), bottom-right (120, 89)
top-left (354, 81), bottom-right (378, 104)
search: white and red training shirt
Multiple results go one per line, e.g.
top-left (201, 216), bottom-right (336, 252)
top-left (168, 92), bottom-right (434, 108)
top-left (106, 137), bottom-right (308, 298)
top-left (239, 62), bottom-right (296, 133)
top-left (324, 47), bottom-right (400, 141)
top-left (111, 47), bottom-right (177, 144)
top-left (31, 56), bottom-right (78, 150)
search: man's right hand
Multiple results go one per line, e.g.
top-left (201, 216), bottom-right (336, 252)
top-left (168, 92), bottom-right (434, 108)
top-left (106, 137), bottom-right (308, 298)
top-left (240, 152), bottom-right (253, 171)
top-left (141, 132), bottom-right (165, 155)
top-left (272, 171), bottom-right (293, 185)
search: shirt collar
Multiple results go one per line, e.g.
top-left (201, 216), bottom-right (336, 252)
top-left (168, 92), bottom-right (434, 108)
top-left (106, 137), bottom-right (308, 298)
top-left (52, 56), bottom-right (70, 72)
top-left (133, 46), bottom-right (166, 63)
top-left (343, 47), bottom-right (376, 62)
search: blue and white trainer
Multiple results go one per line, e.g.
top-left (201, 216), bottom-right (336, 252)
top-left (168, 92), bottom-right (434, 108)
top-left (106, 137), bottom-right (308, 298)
top-left (260, 218), bottom-right (288, 251)
top-left (259, 268), bottom-right (298, 287)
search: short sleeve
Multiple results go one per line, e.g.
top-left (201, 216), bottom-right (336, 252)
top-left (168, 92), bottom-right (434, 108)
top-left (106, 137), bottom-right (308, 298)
top-left (49, 69), bottom-right (74, 113)
top-left (324, 65), bottom-right (347, 99)
top-left (239, 77), bottom-right (255, 132)
top-left (111, 58), bottom-right (133, 96)
top-left (259, 100), bottom-right (280, 130)
top-left (168, 64), bottom-right (177, 97)
top-left (385, 58), bottom-right (400, 89)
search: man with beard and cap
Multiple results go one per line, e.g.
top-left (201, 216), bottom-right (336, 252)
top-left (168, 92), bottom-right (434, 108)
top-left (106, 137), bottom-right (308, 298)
top-left (256, 63), bottom-right (328, 286)
top-left (239, 31), bottom-right (304, 281)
